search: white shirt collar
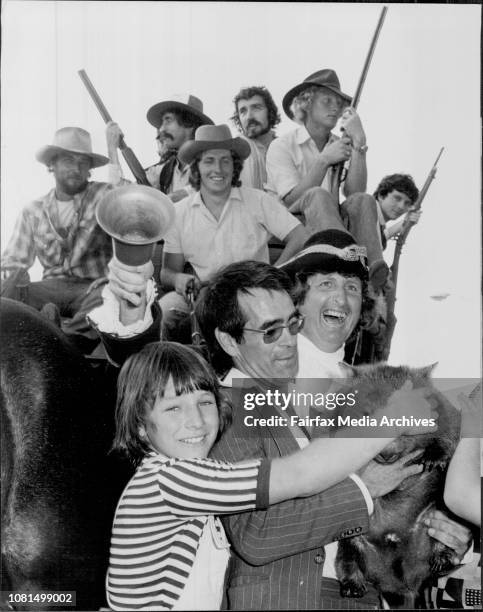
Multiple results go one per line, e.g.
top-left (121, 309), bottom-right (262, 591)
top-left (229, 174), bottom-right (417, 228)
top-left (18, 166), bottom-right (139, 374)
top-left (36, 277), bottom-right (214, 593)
top-left (297, 333), bottom-right (346, 378)
top-left (295, 124), bottom-right (312, 145)
top-left (191, 187), bottom-right (242, 208)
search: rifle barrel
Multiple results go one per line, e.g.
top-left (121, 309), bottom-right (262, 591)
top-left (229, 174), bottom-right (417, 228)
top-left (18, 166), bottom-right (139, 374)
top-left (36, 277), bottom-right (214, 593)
top-left (385, 147), bottom-right (445, 358)
top-left (352, 6), bottom-right (387, 109)
top-left (433, 146), bottom-right (444, 167)
top-left (336, 6), bottom-right (387, 186)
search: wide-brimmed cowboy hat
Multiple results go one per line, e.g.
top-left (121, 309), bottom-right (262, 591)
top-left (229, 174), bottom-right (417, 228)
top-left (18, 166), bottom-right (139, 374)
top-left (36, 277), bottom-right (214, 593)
top-left (282, 69), bottom-right (352, 120)
top-left (35, 127), bottom-right (109, 168)
top-left (278, 229), bottom-right (368, 280)
top-left (178, 124), bottom-right (251, 164)
top-left (146, 93), bottom-right (214, 128)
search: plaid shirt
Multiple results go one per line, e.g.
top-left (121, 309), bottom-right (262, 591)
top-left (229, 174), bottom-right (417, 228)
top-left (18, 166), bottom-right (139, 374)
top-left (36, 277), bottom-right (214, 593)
top-left (2, 182), bottom-right (113, 280)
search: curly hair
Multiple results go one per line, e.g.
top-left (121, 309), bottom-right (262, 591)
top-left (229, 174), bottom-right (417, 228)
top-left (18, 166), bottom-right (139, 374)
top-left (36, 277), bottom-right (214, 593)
top-left (113, 342), bottom-right (232, 465)
top-left (196, 261), bottom-right (293, 376)
top-left (189, 151), bottom-right (244, 190)
top-left (373, 174), bottom-right (419, 204)
top-left (289, 85), bottom-right (322, 124)
top-left (291, 268), bottom-right (374, 342)
top-left (231, 86), bottom-right (281, 133)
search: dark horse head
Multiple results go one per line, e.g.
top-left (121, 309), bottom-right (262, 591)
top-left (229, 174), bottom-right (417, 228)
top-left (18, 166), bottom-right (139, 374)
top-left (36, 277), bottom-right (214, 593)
top-left (1, 298), bottom-right (130, 610)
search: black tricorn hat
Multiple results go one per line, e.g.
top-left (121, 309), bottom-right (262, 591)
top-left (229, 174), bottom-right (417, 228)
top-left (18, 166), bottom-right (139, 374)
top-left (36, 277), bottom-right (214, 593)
top-left (278, 229), bottom-right (368, 280)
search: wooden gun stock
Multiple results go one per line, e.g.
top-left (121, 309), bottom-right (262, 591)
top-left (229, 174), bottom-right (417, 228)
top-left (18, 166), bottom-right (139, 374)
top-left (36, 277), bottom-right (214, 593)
top-left (78, 69), bottom-right (150, 186)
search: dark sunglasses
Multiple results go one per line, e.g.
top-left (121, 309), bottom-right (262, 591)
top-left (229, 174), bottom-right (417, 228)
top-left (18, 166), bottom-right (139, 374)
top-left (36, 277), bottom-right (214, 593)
top-left (243, 314), bottom-right (305, 345)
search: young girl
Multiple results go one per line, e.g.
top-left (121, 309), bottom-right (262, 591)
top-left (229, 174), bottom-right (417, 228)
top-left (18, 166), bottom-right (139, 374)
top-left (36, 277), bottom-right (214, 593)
top-left (106, 342), bottom-right (435, 611)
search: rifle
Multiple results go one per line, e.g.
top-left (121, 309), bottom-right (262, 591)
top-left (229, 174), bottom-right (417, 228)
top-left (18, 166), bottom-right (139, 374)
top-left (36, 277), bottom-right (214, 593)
top-left (336, 6), bottom-right (387, 186)
top-left (381, 147), bottom-right (445, 360)
top-left (186, 278), bottom-right (205, 350)
top-left (78, 69), bottom-right (150, 186)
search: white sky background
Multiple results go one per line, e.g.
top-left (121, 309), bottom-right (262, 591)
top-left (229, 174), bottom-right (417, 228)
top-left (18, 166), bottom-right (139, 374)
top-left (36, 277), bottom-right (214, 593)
top-left (1, 1), bottom-right (481, 378)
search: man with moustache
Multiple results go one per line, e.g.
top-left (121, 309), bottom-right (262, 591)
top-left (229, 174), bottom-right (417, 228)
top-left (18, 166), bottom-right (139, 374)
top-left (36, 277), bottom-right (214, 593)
top-left (231, 86), bottom-right (280, 190)
top-left (266, 69), bottom-right (392, 292)
top-left (106, 94), bottom-right (213, 202)
top-left (1, 127), bottom-right (113, 347)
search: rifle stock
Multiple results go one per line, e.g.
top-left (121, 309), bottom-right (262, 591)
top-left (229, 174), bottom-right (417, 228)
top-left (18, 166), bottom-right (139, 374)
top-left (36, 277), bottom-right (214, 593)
top-left (381, 147), bottom-right (444, 360)
top-left (78, 69), bottom-right (150, 186)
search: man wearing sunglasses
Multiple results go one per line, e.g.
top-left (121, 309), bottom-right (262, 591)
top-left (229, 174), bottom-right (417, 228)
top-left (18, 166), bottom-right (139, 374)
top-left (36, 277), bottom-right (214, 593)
top-left (89, 248), bottom-right (471, 608)
top-left (194, 258), bottom-right (440, 610)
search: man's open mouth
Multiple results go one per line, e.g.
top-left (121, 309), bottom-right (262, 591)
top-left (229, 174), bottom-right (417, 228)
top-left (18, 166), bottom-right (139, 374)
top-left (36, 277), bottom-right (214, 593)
top-left (322, 309), bottom-right (348, 325)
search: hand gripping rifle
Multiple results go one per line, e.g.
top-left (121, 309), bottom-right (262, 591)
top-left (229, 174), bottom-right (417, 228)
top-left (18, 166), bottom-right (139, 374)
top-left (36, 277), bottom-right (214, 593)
top-left (381, 147), bottom-right (445, 361)
top-left (336, 6), bottom-right (387, 186)
top-left (78, 69), bottom-right (150, 186)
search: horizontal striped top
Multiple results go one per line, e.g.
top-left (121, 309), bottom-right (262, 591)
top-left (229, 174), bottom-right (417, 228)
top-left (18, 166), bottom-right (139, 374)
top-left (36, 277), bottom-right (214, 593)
top-left (106, 450), bottom-right (270, 611)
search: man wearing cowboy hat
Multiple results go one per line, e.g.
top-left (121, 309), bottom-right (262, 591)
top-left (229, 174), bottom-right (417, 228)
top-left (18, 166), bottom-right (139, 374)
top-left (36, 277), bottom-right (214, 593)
top-left (106, 93), bottom-right (214, 202)
top-left (230, 85), bottom-right (281, 190)
top-left (150, 123), bottom-right (307, 335)
top-left (2, 126), bottom-right (114, 347)
top-left (266, 69), bottom-right (391, 292)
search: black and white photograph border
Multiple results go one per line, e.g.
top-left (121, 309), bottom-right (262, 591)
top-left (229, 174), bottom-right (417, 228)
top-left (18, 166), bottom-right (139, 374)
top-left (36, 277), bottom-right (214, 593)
top-left (1, 1), bottom-right (481, 611)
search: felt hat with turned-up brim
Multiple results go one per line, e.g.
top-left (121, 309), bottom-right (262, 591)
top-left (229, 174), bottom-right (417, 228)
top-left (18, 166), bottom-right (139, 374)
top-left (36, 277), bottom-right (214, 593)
top-left (282, 69), bottom-right (352, 120)
top-left (178, 124), bottom-right (251, 165)
top-left (146, 94), bottom-right (214, 129)
top-left (36, 127), bottom-right (109, 168)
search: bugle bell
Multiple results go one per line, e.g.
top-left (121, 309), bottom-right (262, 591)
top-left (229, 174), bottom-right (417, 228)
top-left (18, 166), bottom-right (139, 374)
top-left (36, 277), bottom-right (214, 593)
top-left (96, 185), bottom-right (175, 265)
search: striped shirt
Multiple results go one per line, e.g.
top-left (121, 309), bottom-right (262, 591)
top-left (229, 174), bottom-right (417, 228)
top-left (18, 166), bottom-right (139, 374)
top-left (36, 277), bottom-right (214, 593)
top-left (107, 450), bottom-right (270, 611)
top-left (1, 182), bottom-right (113, 280)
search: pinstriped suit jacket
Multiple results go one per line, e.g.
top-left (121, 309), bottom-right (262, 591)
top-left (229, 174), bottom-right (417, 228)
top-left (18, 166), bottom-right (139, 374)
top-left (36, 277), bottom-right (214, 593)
top-left (210, 385), bottom-right (381, 610)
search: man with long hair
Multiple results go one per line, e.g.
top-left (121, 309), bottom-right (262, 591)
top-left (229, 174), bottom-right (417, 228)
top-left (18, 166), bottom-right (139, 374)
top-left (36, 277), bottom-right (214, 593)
top-left (266, 69), bottom-right (394, 292)
top-left (156, 123), bottom-right (307, 334)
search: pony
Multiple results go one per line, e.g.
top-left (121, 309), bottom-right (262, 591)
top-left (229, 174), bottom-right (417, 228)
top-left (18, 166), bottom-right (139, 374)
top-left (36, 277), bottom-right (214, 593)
top-left (1, 298), bottom-right (130, 610)
top-left (334, 363), bottom-right (461, 609)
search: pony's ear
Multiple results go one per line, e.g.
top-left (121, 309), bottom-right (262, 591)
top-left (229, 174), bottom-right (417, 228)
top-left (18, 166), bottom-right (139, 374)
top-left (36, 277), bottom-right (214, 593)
top-left (339, 362), bottom-right (357, 378)
top-left (418, 362), bottom-right (439, 378)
